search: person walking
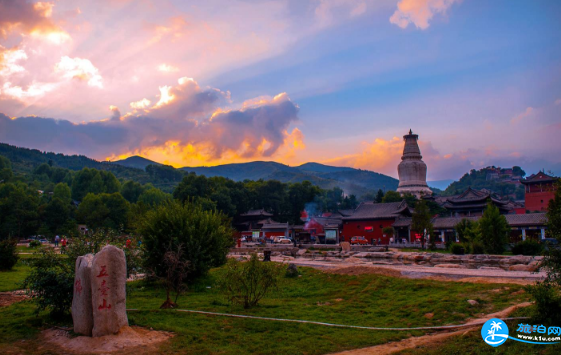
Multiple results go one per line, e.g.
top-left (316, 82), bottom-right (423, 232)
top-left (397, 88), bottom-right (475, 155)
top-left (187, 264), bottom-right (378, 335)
top-left (61, 237), bottom-right (67, 254)
top-left (54, 235), bottom-right (60, 247)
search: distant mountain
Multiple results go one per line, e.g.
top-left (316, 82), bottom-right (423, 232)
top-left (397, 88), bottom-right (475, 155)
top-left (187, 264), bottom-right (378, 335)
top-left (178, 161), bottom-right (399, 197)
top-left (297, 162), bottom-right (354, 174)
top-left (113, 155), bottom-right (161, 170)
top-left (0, 142), bottom-right (399, 197)
top-left (427, 179), bottom-right (455, 190)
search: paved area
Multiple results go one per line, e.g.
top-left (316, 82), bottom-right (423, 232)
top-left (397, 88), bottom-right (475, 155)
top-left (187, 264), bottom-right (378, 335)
top-left (272, 256), bottom-right (546, 283)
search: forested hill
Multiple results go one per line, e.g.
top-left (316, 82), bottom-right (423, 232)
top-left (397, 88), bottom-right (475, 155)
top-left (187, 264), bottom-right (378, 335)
top-left (0, 143), bottom-right (399, 197)
top-left (0, 143), bottom-right (182, 192)
top-left (442, 166), bottom-right (526, 199)
top-left (178, 161), bottom-right (398, 197)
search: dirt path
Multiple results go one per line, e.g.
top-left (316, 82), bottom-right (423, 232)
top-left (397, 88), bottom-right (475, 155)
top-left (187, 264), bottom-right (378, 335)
top-left (0, 291), bottom-right (28, 307)
top-left (328, 302), bottom-right (532, 355)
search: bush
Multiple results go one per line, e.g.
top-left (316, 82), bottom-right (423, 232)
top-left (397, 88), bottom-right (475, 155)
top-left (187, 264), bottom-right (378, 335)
top-left (23, 248), bottom-right (73, 316)
top-left (526, 282), bottom-right (561, 324)
top-left (0, 238), bottom-right (19, 270)
top-left (138, 200), bottom-right (233, 281)
top-left (511, 240), bottom-right (544, 256)
top-left (450, 244), bottom-right (465, 255)
top-left (217, 253), bottom-right (285, 309)
top-left (29, 240), bottom-right (41, 248)
top-left (471, 241), bottom-right (485, 254)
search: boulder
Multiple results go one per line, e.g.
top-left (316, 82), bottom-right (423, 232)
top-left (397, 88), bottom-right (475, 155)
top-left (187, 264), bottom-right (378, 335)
top-left (72, 254), bottom-right (94, 336)
top-left (467, 299), bottom-right (479, 306)
top-left (91, 245), bottom-right (128, 337)
top-left (508, 264), bottom-right (534, 272)
top-left (340, 242), bottom-right (351, 252)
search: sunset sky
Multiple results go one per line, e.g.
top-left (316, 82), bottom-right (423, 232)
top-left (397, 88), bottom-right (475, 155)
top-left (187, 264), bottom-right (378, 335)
top-left (0, 0), bottom-right (560, 180)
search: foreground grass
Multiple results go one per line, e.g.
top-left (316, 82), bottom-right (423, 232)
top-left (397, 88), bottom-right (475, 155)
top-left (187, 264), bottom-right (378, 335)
top-left (125, 267), bottom-right (529, 354)
top-left (0, 261), bottom-right (31, 292)
top-left (398, 310), bottom-right (561, 355)
top-left (0, 265), bottom-right (533, 354)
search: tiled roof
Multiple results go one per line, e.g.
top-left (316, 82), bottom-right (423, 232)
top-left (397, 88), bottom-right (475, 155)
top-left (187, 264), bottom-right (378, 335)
top-left (337, 209), bottom-right (356, 217)
top-left (392, 217), bottom-right (412, 227)
top-left (343, 201), bottom-right (410, 221)
top-left (521, 172), bottom-right (558, 184)
top-left (504, 213), bottom-right (547, 226)
top-left (240, 209), bottom-right (273, 217)
top-left (310, 216), bottom-right (343, 227)
top-left (432, 216), bottom-right (480, 229)
top-left (262, 222), bottom-right (289, 230)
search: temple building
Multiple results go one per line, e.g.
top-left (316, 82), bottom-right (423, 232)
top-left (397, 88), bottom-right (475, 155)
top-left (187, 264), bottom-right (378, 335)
top-left (521, 171), bottom-right (558, 212)
top-left (396, 129), bottom-right (432, 198)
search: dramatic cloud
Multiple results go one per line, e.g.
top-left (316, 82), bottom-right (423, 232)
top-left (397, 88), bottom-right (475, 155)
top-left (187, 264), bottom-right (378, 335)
top-left (0, 0), bottom-right (70, 43)
top-left (0, 78), bottom-right (302, 167)
top-left (55, 56), bottom-right (103, 88)
top-left (390, 0), bottom-right (461, 29)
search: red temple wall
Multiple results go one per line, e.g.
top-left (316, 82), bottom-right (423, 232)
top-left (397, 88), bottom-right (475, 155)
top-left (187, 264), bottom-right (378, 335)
top-left (341, 219), bottom-right (395, 244)
top-left (525, 191), bottom-right (555, 212)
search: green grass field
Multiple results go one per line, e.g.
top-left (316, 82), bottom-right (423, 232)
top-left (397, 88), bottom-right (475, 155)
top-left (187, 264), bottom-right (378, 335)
top-left (0, 265), bottom-right (535, 354)
top-left (0, 261), bottom-right (31, 292)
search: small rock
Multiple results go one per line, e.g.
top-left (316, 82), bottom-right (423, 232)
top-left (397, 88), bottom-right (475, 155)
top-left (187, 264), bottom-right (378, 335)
top-left (467, 300), bottom-right (478, 305)
top-left (424, 313), bottom-right (434, 319)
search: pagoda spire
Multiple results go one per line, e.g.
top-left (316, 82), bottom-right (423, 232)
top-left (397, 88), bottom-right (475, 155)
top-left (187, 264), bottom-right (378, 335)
top-left (396, 130), bottom-right (432, 198)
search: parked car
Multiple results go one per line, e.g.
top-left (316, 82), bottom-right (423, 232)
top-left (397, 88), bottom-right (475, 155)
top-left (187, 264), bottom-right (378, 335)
top-left (350, 236), bottom-right (369, 245)
top-left (275, 237), bottom-right (292, 244)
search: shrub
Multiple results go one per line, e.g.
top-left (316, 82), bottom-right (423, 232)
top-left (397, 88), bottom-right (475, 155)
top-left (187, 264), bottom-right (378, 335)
top-left (511, 240), bottom-right (544, 256)
top-left (471, 241), bottom-right (485, 255)
top-left (526, 282), bottom-right (561, 324)
top-left (450, 244), bottom-right (465, 255)
top-left (29, 240), bottom-right (41, 248)
top-left (217, 253), bottom-right (285, 309)
top-left (138, 200), bottom-right (233, 281)
top-left (23, 248), bottom-right (73, 316)
top-left (0, 238), bottom-right (19, 270)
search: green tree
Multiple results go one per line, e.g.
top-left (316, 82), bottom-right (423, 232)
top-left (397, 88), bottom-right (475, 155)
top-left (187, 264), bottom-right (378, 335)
top-left (0, 155), bottom-right (13, 182)
top-left (0, 183), bottom-right (40, 238)
top-left (382, 190), bottom-right (402, 203)
top-left (138, 187), bottom-right (172, 207)
top-left (375, 189), bottom-right (384, 203)
top-left (479, 201), bottom-right (509, 255)
top-left (527, 180), bottom-right (561, 324)
top-left (42, 197), bottom-right (71, 237)
top-left (121, 180), bottom-right (144, 203)
top-left (53, 182), bottom-right (72, 204)
top-left (412, 199), bottom-right (434, 250)
top-left (286, 181), bottom-right (321, 224)
top-left (138, 200), bottom-right (233, 281)
top-left (76, 192), bottom-right (129, 231)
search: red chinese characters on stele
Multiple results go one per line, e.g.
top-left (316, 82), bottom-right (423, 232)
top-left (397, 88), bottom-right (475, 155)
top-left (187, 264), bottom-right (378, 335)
top-left (74, 279), bottom-right (83, 296)
top-left (96, 265), bottom-right (111, 310)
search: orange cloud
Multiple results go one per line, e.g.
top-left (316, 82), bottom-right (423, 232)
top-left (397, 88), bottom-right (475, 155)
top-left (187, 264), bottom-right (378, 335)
top-left (323, 137), bottom-right (403, 173)
top-left (390, 0), bottom-right (461, 30)
top-left (0, 1), bottom-right (70, 43)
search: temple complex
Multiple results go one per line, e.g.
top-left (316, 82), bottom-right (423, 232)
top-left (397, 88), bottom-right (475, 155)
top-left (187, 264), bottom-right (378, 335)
top-left (396, 129), bottom-right (432, 198)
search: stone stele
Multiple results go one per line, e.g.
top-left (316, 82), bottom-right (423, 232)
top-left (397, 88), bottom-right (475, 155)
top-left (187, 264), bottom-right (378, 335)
top-left (91, 245), bottom-right (128, 337)
top-left (72, 253), bottom-right (94, 336)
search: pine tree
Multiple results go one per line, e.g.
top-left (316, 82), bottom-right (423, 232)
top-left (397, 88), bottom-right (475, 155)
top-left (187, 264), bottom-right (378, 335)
top-left (479, 201), bottom-right (509, 254)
